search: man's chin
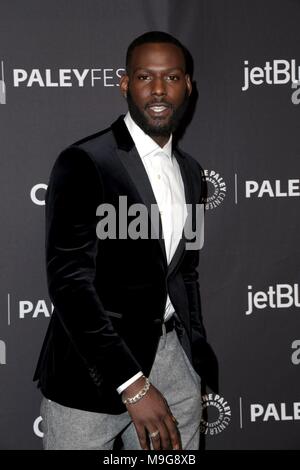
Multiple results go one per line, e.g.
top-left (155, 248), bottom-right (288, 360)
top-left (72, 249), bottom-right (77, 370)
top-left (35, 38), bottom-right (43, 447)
top-left (145, 126), bottom-right (172, 138)
top-left (142, 117), bottom-right (173, 137)
top-left (127, 100), bottom-right (175, 136)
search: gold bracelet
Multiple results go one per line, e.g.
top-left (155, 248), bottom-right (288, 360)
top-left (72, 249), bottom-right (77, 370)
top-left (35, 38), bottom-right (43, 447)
top-left (122, 376), bottom-right (150, 405)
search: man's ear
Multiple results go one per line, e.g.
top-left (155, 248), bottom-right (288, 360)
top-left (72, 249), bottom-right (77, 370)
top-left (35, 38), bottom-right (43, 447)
top-left (120, 74), bottom-right (129, 99)
top-left (185, 74), bottom-right (192, 96)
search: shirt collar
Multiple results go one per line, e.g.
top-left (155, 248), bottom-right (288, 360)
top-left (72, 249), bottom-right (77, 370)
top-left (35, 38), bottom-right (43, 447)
top-left (124, 111), bottom-right (173, 161)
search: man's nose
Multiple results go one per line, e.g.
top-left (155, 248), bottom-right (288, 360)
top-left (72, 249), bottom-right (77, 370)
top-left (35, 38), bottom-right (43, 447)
top-left (151, 77), bottom-right (167, 96)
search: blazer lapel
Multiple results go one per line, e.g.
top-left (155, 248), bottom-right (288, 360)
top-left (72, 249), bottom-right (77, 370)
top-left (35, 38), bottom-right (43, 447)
top-left (166, 148), bottom-right (193, 279)
top-left (111, 115), bottom-right (195, 278)
top-left (111, 116), bottom-right (168, 268)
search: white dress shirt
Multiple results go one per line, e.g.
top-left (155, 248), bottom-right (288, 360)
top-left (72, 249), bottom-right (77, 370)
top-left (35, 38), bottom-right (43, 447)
top-left (116, 111), bottom-right (187, 394)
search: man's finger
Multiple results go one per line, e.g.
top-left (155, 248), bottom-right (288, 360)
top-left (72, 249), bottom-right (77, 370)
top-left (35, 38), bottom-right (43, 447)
top-left (171, 414), bottom-right (179, 426)
top-left (163, 398), bottom-right (179, 425)
top-left (134, 423), bottom-right (149, 450)
top-left (148, 427), bottom-right (161, 451)
top-left (156, 422), bottom-right (172, 450)
top-left (164, 415), bottom-right (182, 450)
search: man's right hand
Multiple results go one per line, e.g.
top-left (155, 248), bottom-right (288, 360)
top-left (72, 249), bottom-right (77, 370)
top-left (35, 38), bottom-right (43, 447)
top-left (122, 376), bottom-right (182, 451)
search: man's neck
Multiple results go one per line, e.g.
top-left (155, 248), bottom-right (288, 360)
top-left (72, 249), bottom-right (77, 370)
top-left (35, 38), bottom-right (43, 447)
top-left (150, 134), bottom-right (170, 148)
top-left (125, 111), bottom-right (172, 150)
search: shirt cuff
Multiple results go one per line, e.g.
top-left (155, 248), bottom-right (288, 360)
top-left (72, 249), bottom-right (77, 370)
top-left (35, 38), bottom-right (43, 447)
top-left (116, 371), bottom-right (144, 394)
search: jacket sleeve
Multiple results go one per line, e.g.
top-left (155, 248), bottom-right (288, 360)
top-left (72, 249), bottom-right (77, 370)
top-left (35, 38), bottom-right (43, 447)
top-left (180, 157), bottom-right (207, 341)
top-left (45, 145), bottom-right (142, 390)
top-left (179, 247), bottom-right (206, 341)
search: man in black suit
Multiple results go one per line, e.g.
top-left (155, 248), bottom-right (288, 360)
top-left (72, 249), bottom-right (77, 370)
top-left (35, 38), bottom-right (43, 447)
top-left (34, 31), bottom-right (207, 450)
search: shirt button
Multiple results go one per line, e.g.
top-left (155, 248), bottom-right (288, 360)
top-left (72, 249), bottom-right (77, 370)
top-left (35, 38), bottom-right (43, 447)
top-left (157, 174), bottom-right (161, 179)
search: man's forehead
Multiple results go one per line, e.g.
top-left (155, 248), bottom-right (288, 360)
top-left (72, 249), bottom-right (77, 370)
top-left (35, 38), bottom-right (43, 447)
top-left (132, 66), bottom-right (185, 73)
top-left (130, 45), bottom-right (185, 73)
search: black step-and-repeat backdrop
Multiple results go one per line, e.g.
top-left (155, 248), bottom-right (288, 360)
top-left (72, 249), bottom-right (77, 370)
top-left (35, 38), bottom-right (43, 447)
top-left (1, 0), bottom-right (299, 450)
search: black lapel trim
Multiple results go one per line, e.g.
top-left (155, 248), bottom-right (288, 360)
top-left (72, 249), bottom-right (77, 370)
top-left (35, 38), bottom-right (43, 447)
top-left (111, 115), bottom-right (193, 278)
top-left (111, 116), bottom-right (167, 267)
top-left (111, 114), bottom-right (185, 158)
top-left (166, 148), bottom-right (193, 279)
top-left (111, 115), bottom-right (135, 151)
top-left (116, 144), bottom-right (168, 267)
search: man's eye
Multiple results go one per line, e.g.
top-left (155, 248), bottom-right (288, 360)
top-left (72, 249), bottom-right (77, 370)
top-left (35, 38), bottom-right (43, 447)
top-left (138, 75), bottom-right (151, 80)
top-left (166, 75), bottom-right (179, 81)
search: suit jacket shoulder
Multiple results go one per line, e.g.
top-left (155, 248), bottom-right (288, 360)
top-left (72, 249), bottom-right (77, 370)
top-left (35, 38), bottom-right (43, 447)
top-left (177, 146), bottom-right (204, 177)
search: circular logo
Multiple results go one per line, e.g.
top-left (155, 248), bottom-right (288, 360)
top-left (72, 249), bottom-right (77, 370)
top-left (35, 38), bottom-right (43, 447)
top-left (200, 394), bottom-right (231, 435)
top-left (202, 170), bottom-right (227, 210)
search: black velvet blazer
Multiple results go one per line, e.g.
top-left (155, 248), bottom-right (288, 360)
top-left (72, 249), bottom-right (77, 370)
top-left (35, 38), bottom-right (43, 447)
top-left (33, 115), bottom-right (208, 414)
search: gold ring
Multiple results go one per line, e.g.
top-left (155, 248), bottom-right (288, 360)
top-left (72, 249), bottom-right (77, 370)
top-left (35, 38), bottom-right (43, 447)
top-left (149, 430), bottom-right (160, 439)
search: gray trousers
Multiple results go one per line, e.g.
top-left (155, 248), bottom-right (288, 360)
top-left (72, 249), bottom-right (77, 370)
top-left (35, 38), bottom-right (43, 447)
top-left (40, 328), bottom-right (202, 450)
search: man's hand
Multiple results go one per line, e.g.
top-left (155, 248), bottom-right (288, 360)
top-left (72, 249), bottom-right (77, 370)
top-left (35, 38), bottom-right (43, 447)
top-left (122, 376), bottom-right (182, 450)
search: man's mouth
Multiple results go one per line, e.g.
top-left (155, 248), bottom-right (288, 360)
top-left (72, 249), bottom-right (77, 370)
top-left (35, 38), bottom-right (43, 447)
top-left (147, 103), bottom-right (172, 117)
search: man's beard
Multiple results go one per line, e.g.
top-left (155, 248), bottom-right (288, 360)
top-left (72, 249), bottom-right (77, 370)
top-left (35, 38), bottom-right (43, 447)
top-left (126, 89), bottom-right (189, 138)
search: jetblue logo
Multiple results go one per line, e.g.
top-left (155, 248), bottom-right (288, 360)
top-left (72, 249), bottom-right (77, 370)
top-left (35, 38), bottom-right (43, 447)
top-left (242, 59), bottom-right (300, 91)
top-left (246, 283), bottom-right (300, 315)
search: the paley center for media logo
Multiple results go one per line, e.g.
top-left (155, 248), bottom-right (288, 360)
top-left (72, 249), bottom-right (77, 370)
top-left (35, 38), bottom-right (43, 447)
top-left (200, 394), bottom-right (231, 435)
top-left (0, 59), bottom-right (125, 104)
top-left (202, 170), bottom-right (227, 210)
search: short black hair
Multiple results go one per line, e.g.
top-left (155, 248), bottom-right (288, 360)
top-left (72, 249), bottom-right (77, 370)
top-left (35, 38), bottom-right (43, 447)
top-left (126, 31), bottom-right (191, 75)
